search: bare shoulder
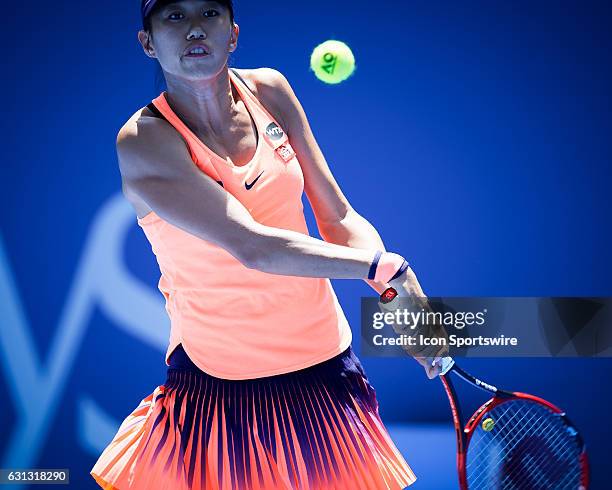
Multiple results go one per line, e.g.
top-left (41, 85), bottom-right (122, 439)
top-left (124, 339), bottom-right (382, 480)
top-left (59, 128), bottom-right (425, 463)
top-left (116, 107), bottom-right (185, 174)
top-left (232, 67), bottom-right (289, 93)
top-left (116, 107), bottom-right (188, 217)
top-left (117, 106), bottom-right (169, 149)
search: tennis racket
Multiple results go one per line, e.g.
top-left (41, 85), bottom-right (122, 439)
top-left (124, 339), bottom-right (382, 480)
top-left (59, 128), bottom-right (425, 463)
top-left (436, 357), bottom-right (589, 489)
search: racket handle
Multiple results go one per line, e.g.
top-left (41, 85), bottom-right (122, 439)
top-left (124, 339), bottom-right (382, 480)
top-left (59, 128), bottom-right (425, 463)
top-left (436, 356), bottom-right (455, 376)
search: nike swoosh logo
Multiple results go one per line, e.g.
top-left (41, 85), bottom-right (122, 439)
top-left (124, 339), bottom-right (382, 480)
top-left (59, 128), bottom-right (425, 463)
top-left (245, 171), bottom-right (264, 190)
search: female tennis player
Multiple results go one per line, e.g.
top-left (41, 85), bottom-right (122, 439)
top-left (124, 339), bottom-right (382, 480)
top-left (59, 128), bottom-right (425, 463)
top-left (90, 1), bottom-right (448, 488)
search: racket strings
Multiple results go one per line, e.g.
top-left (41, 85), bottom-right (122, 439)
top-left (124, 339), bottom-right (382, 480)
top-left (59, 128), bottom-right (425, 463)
top-left (500, 413), bottom-right (575, 489)
top-left (468, 405), bottom-right (547, 489)
top-left (505, 415), bottom-right (578, 489)
top-left (470, 402), bottom-right (580, 489)
top-left (471, 422), bottom-right (575, 489)
top-left (467, 404), bottom-right (542, 478)
top-left (469, 407), bottom-right (556, 488)
top-left (481, 411), bottom-right (577, 490)
top-left (465, 400), bottom-right (582, 489)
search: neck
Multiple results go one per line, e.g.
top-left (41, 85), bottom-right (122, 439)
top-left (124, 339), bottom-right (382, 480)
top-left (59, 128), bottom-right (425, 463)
top-left (163, 67), bottom-right (240, 137)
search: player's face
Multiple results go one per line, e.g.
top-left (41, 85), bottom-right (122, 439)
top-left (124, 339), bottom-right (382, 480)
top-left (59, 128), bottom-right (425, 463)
top-left (140, 0), bottom-right (238, 81)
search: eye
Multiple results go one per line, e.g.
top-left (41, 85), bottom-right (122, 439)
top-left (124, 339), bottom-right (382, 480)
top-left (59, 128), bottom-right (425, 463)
top-left (203, 9), bottom-right (220, 18)
top-left (167, 11), bottom-right (185, 20)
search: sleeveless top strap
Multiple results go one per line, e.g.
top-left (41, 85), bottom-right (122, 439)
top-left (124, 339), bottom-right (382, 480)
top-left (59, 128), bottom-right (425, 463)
top-left (228, 69), bottom-right (293, 156)
top-left (146, 102), bottom-right (166, 121)
top-left (229, 68), bottom-right (253, 95)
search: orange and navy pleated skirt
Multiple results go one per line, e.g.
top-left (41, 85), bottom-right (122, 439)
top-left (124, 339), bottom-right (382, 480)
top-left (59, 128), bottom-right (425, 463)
top-left (90, 344), bottom-right (416, 489)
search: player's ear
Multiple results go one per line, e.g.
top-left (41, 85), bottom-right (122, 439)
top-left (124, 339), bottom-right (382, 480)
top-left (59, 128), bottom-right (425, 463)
top-left (229, 23), bottom-right (239, 53)
top-left (138, 30), bottom-right (157, 58)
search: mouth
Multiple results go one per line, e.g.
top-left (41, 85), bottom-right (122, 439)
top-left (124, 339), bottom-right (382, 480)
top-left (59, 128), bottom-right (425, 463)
top-left (184, 44), bottom-right (210, 58)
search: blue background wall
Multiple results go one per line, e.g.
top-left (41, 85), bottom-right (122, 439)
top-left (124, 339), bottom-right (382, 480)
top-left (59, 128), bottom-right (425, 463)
top-left (1, 1), bottom-right (610, 488)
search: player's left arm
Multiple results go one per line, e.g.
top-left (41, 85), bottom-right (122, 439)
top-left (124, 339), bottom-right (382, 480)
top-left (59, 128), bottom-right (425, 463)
top-left (252, 67), bottom-right (389, 295)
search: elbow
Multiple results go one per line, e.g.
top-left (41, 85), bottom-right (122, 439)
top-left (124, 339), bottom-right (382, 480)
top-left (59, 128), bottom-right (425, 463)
top-left (227, 222), bottom-right (275, 271)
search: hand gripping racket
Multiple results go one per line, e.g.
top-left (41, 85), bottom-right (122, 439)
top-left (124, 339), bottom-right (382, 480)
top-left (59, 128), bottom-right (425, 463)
top-left (436, 357), bottom-right (589, 489)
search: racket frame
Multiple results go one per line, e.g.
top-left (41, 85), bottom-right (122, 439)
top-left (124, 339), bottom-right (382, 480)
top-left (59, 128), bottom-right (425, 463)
top-left (440, 363), bottom-right (589, 490)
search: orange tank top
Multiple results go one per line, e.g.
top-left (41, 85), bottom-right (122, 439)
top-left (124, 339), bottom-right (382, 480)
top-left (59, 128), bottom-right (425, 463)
top-left (136, 69), bottom-right (352, 379)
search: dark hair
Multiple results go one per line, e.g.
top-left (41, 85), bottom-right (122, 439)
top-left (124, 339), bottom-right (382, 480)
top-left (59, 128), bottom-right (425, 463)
top-left (141, 0), bottom-right (235, 32)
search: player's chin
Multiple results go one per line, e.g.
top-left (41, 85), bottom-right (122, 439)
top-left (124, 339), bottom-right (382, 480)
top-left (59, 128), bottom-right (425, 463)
top-left (180, 55), bottom-right (217, 72)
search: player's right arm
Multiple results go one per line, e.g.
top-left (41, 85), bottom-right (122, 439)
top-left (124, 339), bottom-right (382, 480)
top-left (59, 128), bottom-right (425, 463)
top-left (116, 113), bottom-right (380, 279)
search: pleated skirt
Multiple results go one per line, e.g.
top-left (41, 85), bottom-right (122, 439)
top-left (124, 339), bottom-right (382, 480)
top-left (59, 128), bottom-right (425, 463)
top-left (90, 344), bottom-right (417, 490)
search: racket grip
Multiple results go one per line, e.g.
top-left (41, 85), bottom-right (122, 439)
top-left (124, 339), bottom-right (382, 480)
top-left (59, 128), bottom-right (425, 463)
top-left (436, 357), bottom-right (455, 376)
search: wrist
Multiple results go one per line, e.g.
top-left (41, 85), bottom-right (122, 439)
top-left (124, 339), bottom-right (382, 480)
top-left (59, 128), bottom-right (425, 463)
top-left (368, 251), bottom-right (409, 284)
top-left (388, 268), bottom-right (409, 288)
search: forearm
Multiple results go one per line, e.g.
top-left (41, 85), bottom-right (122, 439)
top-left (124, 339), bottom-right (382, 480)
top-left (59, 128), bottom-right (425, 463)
top-left (317, 209), bottom-right (391, 295)
top-left (247, 220), bottom-right (379, 280)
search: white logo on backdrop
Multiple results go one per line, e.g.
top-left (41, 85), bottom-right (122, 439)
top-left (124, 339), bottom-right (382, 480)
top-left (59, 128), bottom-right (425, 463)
top-left (0, 193), bottom-right (168, 469)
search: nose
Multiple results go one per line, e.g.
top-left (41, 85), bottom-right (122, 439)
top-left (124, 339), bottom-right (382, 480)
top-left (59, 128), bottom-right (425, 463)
top-left (186, 25), bottom-right (207, 40)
